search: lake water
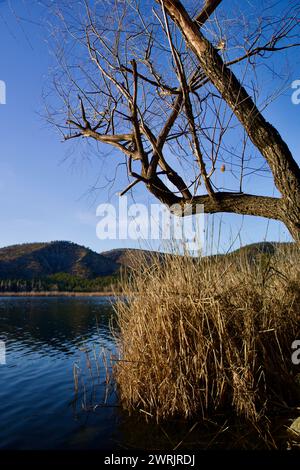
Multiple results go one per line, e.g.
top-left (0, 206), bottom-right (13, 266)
top-left (0, 296), bottom-right (123, 450)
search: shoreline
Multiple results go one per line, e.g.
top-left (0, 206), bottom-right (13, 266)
top-left (0, 291), bottom-right (116, 297)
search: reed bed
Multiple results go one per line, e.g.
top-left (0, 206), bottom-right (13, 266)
top-left (113, 245), bottom-right (300, 430)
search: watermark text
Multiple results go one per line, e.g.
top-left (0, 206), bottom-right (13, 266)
top-left (291, 80), bottom-right (300, 105)
top-left (96, 198), bottom-right (205, 254)
top-left (0, 341), bottom-right (6, 365)
top-left (292, 340), bottom-right (300, 365)
top-left (0, 80), bottom-right (6, 105)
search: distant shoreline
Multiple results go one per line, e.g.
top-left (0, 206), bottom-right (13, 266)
top-left (0, 291), bottom-right (116, 297)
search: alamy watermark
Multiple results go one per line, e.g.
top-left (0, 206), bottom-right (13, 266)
top-left (0, 341), bottom-right (6, 365)
top-left (0, 80), bottom-right (6, 105)
top-left (96, 198), bottom-right (205, 255)
top-left (292, 340), bottom-right (300, 365)
top-left (291, 80), bottom-right (300, 105)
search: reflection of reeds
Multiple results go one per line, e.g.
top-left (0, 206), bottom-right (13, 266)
top-left (73, 363), bottom-right (79, 393)
top-left (101, 348), bottom-right (111, 385)
top-left (113, 245), bottom-right (300, 445)
top-left (93, 344), bottom-right (100, 378)
top-left (72, 344), bottom-right (116, 412)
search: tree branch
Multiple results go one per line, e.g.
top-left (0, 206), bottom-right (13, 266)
top-left (194, 0), bottom-right (222, 27)
top-left (130, 59), bottom-right (149, 172)
top-left (160, 0), bottom-right (215, 197)
top-left (190, 192), bottom-right (283, 220)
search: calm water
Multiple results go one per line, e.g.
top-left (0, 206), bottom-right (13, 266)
top-left (0, 296), bottom-right (125, 450)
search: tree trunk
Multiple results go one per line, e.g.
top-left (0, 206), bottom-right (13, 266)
top-left (282, 203), bottom-right (300, 243)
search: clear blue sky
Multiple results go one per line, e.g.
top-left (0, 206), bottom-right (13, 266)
top-left (0, 0), bottom-right (299, 254)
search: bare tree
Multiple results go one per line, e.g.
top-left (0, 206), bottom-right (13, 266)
top-left (49, 0), bottom-right (300, 242)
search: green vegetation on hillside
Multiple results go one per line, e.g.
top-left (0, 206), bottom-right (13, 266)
top-left (0, 241), bottom-right (119, 281)
top-left (0, 272), bottom-right (121, 293)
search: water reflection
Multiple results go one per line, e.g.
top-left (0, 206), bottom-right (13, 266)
top-left (0, 297), bottom-right (114, 355)
top-left (0, 296), bottom-right (118, 449)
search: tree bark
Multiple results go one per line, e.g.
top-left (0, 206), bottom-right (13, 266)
top-left (191, 193), bottom-right (283, 220)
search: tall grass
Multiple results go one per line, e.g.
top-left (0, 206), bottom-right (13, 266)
top-left (113, 244), bottom-right (300, 428)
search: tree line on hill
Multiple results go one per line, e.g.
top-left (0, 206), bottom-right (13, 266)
top-left (0, 272), bottom-right (121, 293)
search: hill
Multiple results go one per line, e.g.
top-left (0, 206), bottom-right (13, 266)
top-left (229, 241), bottom-right (296, 261)
top-left (101, 242), bottom-right (297, 267)
top-left (101, 248), bottom-right (165, 269)
top-left (0, 241), bottom-right (118, 280)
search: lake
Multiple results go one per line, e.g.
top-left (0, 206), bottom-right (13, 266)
top-left (0, 296), bottom-right (205, 451)
top-left (0, 296), bottom-right (124, 450)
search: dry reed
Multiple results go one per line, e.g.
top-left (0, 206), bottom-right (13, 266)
top-left (113, 244), bottom-right (300, 428)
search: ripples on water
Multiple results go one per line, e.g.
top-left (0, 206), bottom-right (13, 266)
top-left (0, 296), bottom-right (120, 450)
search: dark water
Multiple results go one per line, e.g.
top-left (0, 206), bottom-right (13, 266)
top-left (0, 296), bottom-right (124, 450)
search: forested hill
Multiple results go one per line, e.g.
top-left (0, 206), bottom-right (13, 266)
top-left (0, 241), bottom-right (118, 280)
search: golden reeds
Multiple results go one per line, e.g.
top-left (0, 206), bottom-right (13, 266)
top-left (113, 245), bottom-right (300, 426)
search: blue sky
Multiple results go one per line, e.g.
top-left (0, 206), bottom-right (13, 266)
top-left (0, 0), bottom-right (299, 254)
